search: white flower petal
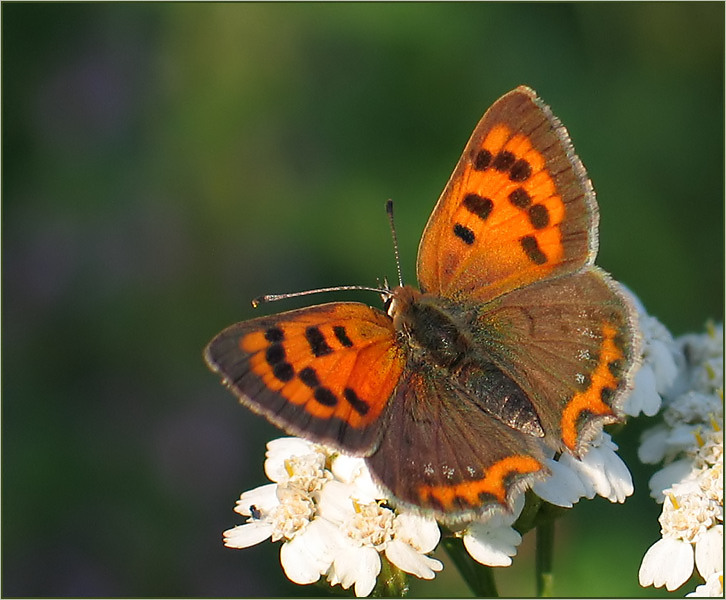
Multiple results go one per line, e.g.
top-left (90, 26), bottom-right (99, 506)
top-left (265, 437), bottom-right (320, 482)
top-left (329, 545), bottom-right (380, 597)
top-left (638, 425), bottom-right (670, 464)
top-left (558, 453), bottom-right (597, 500)
top-left (695, 525), bottom-right (723, 580)
top-left (601, 447), bottom-right (634, 503)
top-left (562, 440), bottom-right (633, 503)
top-left (639, 537), bottom-right (694, 591)
top-left (235, 483), bottom-right (279, 516)
top-left (668, 423), bottom-right (702, 453)
top-left (385, 539), bottom-right (442, 579)
top-left (280, 517), bottom-right (343, 584)
top-left (624, 365), bottom-right (662, 417)
top-left (316, 480), bottom-right (356, 524)
top-left (648, 459), bottom-right (693, 502)
top-left (330, 455), bottom-right (385, 502)
top-left (532, 457), bottom-right (587, 507)
top-left (330, 454), bottom-right (367, 484)
top-left (650, 339), bottom-right (679, 394)
top-left (393, 512), bottom-right (441, 553)
top-left (223, 522), bottom-right (273, 548)
top-left (463, 519), bottom-right (522, 567)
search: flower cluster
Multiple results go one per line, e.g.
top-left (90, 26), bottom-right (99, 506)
top-left (223, 437), bottom-right (443, 596)
top-left (223, 426), bottom-right (637, 596)
top-left (637, 321), bottom-right (723, 596)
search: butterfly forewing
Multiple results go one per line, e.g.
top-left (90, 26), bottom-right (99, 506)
top-left (204, 303), bottom-right (405, 455)
top-left (417, 85), bottom-right (597, 302)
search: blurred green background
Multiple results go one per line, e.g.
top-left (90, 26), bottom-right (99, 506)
top-left (3, 3), bottom-right (723, 597)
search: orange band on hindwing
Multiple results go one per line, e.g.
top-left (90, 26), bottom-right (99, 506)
top-left (561, 322), bottom-right (625, 451)
top-left (416, 455), bottom-right (543, 511)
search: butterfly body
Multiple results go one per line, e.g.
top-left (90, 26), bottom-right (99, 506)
top-left (390, 284), bottom-right (545, 439)
top-left (205, 86), bottom-right (639, 522)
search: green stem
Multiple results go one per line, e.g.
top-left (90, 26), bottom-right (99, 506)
top-left (372, 555), bottom-right (409, 597)
top-left (535, 519), bottom-right (555, 597)
top-left (442, 536), bottom-right (499, 597)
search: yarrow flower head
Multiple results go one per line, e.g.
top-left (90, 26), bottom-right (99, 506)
top-left (223, 420), bottom-right (639, 596)
top-left (637, 321), bottom-right (723, 597)
top-left (223, 437), bottom-right (443, 597)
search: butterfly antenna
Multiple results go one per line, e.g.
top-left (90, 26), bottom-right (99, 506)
top-left (252, 285), bottom-right (390, 308)
top-left (386, 199), bottom-right (404, 287)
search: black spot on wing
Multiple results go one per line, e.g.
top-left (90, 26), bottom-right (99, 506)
top-left (306, 326), bottom-right (333, 357)
top-left (453, 223), bottom-right (475, 245)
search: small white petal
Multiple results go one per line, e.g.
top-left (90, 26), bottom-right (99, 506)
top-left (562, 442), bottom-right (633, 503)
top-left (235, 483), bottom-right (279, 516)
top-left (532, 457), bottom-right (587, 507)
top-left (649, 340), bottom-right (679, 394)
top-left (639, 537), bottom-right (694, 591)
top-left (223, 522), bottom-right (273, 548)
top-left (601, 448), bottom-right (634, 503)
top-left (393, 512), bottom-right (441, 553)
top-left (695, 525), bottom-right (723, 579)
top-left (330, 455), bottom-right (386, 502)
top-left (280, 518), bottom-right (343, 584)
top-left (385, 539), bottom-right (442, 579)
top-left (316, 480), bottom-right (357, 524)
top-left (463, 520), bottom-right (522, 567)
top-left (668, 423), bottom-right (703, 452)
top-left (648, 459), bottom-right (693, 502)
top-left (638, 425), bottom-right (670, 464)
top-left (330, 545), bottom-right (380, 597)
top-left (558, 453), bottom-right (598, 500)
top-left (330, 454), bottom-right (367, 483)
top-left (624, 365), bottom-right (662, 417)
top-left (265, 437), bottom-right (320, 482)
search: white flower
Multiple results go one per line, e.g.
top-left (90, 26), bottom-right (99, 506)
top-left (280, 517), bottom-right (346, 584)
top-left (223, 437), bottom-right (442, 597)
top-left (622, 308), bottom-right (679, 417)
top-left (635, 319), bottom-right (724, 596)
top-left (462, 493), bottom-right (524, 567)
top-left (531, 456), bottom-right (587, 508)
top-left (638, 536), bottom-right (695, 591)
top-left (533, 432), bottom-right (633, 507)
top-left (317, 479), bottom-right (443, 595)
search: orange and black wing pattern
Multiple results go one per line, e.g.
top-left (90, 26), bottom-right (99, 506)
top-left (205, 302), bottom-right (405, 455)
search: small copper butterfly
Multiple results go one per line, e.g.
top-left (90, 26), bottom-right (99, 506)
top-left (204, 86), bottom-right (639, 522)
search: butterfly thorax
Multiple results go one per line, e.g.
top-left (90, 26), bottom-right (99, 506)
top-left (389, 285), bottom-right (475, 370)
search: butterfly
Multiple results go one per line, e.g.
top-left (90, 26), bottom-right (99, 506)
top-left (204, 86), bottom-right (639, 522)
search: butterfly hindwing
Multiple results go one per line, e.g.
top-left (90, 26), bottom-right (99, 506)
top-left (473, 268), bottom-right (639, 455)
top-left (417, 85), bottom-right (597, 302)
top-left (365, 364), bottom-right (547, 520)
top-left (204, 302), bottom-right (405, 455)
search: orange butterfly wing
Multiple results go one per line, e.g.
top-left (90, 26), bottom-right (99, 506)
top-left (417, 85), bottom-right (597, 302)
top-left (204, 303), bottom-right (405, 454)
